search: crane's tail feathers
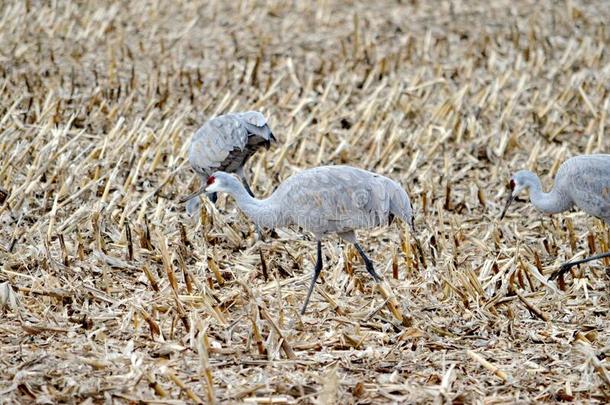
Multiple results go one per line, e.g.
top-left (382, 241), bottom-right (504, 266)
top-left (387, 182), bottom-right (415, 234)
top-left (391, 204), bottom-right (415, 234)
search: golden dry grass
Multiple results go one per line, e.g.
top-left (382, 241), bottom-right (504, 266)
top-left (1, 0), bottom-right (610, 403)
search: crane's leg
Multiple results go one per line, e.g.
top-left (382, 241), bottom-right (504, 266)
top-left (301, 240), bottom-right (323, 315)
top-left (354, 243), bottom-right (382, 282)
top-left (551, 251), bottom-right (610, 280)
top-left (337, 231), bottom-right (382, 282)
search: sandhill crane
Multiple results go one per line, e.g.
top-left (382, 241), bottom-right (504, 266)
top-left (181, 111), bottom-right (276, 214)
top-left (500, 154), bottom-right (610, 280)
top-left (204, 165), bottom-right (415, 314)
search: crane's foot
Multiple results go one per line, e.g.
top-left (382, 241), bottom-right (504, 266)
top-left (301, 241), bottom-right (323, 315)
top-left (300, 300), bottom-right (310, 315)
top-left (254, 228), bottom-right (277, 243)
top-left (364, 261), bottom-right (382, 283)
top-left (254, 226), bottom-right (265, 242)
top-left (254, 225), bottom-right (266, 242)
top-left (549, 261), bottom-right (576, 281)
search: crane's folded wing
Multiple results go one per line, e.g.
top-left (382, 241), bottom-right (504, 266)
top-left (276, 168), bottom-right (392, 233)
top-left (189, 114), bottom-right (253, 175)
top-left (570, 168), bottom-right (610, 221)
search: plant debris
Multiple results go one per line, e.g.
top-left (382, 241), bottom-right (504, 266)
top-left (1, 0), bottom-right (610, 402)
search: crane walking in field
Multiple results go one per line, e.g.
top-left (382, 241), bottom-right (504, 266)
top-left (500, 154), bottom-right (610, 280)
top-left (204, 165), bottom-right (415, 314)
top-left (181, 111), bottom-right (276, 214)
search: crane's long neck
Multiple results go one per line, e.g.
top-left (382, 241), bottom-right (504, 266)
top-left (526, 173), bottom-right (573, 214)
top-left (224, 182), bottom-right (281, 229)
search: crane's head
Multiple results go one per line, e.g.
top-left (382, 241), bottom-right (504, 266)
top-left (204, 172), bottom-right (239, 194)
top-left (500, 170), bottom-right (534, 220)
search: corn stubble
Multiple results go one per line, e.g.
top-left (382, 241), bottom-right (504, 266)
top-left (1, 0), bottom-right (610, 403)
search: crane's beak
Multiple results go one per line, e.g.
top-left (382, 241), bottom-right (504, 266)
top-left (179, 185), bottom-right (206, 204)
top-left (499, 191), bottom-right (516, 220)
top-left (266, 132), bottom-right (277, 148)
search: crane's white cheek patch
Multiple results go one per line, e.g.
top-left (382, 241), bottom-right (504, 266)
top-left (206, 183), bottom-right (219, 193)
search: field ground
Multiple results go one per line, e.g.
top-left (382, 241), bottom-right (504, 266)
top-left (2, 0), bottom-right (610, 403)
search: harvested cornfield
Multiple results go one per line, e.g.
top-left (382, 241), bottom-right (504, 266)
top-left (2, 0), bottom-right (610, 403)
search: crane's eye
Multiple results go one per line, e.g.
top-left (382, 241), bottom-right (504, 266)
top-left (509, 179), bottom-right (515, 190)
top-left (207, 176), bottom-right (216, 185)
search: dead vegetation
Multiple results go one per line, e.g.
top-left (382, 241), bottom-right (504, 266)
top-left (1, 0), bottom-right (610, 403)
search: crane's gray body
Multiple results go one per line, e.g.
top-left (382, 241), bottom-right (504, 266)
top-left (186, 111), bottom-right (275, 214)
top-left (264, 166), bottom-right (413, 237)
top-left (557, 154), bottom-right (610, 222)
top-left (189, 111), bottom-right (275, 180)
top-left (209, 165), bottom-right (414, 238)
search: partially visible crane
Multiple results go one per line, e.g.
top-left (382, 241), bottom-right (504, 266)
top-left (181, 111), bottom-right (276, 215)
top-left (500, 154), bottom-right (610, 280)
top-left (204, 165), bottom-right (416, 314)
